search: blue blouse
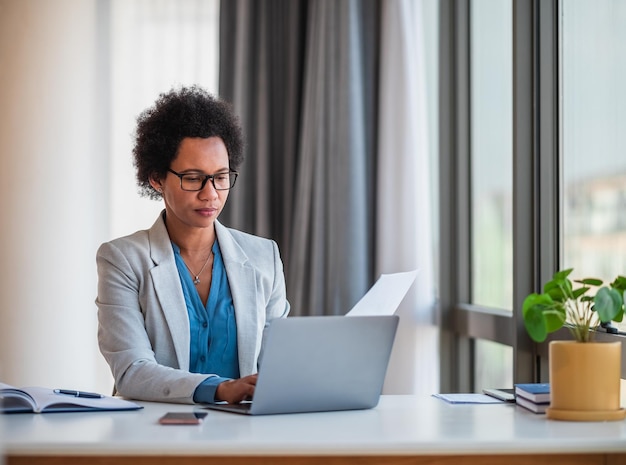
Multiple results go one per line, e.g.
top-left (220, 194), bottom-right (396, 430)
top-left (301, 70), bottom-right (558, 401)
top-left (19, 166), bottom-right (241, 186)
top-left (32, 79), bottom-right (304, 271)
top-left (172, 240), bottom-right (239, 403)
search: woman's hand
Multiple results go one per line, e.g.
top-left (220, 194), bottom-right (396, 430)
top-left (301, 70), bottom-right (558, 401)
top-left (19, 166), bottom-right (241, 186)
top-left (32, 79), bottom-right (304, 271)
top-left (215, 374), bottom-right (257, 404)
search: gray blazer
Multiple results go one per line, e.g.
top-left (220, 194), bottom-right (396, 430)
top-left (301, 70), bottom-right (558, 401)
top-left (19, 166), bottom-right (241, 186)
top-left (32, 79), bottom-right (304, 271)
top-left (96, 212), bottom-right (290, 404)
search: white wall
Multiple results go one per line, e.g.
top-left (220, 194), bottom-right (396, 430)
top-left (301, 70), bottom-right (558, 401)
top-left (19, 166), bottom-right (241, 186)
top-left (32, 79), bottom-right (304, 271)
top-left (0, 0), bottom-right (112, 392)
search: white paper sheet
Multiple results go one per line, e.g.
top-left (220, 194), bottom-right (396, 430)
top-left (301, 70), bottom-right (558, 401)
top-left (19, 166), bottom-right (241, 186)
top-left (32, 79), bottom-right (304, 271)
top-left (346, 270), bottom-right (418, 316)
top-left (432, 393), bottom-right (506, 404)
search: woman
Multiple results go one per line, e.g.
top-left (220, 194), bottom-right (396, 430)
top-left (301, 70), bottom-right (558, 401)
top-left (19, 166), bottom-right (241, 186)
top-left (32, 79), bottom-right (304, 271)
top-left (96, 85), bottom-right (290, 404)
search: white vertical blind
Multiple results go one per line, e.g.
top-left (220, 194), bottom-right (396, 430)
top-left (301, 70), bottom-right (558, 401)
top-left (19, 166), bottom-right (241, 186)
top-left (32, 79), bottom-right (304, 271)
top-left (377, 0), bottom-right (439, 396)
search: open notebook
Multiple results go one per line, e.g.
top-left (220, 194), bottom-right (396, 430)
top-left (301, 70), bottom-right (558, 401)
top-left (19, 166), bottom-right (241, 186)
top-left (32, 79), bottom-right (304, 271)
top-left (0, 383), bottom-right (142, 414)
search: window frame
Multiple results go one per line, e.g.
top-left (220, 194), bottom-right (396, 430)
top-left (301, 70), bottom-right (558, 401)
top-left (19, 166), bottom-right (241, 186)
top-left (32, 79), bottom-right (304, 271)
top-left (439, 0), bottom-right (626, 392)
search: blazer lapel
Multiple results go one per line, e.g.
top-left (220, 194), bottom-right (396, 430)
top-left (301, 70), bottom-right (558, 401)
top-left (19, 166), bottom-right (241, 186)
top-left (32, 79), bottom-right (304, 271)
top-left (148, 214), bottom-right (191, 370)
top-left (215, 221), bottom-right (260, 376)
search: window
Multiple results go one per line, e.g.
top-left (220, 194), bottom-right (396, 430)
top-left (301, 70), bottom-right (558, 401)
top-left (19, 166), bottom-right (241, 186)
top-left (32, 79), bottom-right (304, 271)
top-left (469, 0), bottom-right (514, 391)
top-left (560, 0), bottom-right (626, 333)
top-left (470, 0), bottom-right (513, 311)
top-left (439, 0), bottom-right (626, 394)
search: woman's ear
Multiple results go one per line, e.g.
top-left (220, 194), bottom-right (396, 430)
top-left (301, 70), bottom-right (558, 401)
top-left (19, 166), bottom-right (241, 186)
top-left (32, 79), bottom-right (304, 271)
top-left (149, 176), bottom-right (163, 193)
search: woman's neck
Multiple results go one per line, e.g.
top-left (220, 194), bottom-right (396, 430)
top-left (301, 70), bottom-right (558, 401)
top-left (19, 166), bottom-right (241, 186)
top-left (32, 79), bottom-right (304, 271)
top-left (163, 211), bottom-right (216, 254)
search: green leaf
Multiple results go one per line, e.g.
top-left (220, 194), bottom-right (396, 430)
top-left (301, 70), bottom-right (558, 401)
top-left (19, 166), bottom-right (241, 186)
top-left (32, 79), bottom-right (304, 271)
top-left (545, 286), bottom-right (565, 301)
top-left (553, 268), bottom-right (573, 280)
top-left (574, 287), bottom-right (591, 299)
top-left (618, 290), bottom-right (626, 322)
top-left (522, 293), bottom-right (559, 342)
top-left (522, 293), bottom-right (551, 316)
top-left (543, 305), bottom-right (566, 332)
top-left (611, 276), bottom-right (626, 292)
top-left (523, 304), bottom-right (548, 342)
top-left (594, 287), bottom-right (623, 322)
top-left (578, 278), bottom-right (603, 286)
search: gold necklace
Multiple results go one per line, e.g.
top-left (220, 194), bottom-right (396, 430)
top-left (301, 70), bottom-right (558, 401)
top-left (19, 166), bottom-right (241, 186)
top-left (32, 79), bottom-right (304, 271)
top-left (183, 249), bottom-right (213, 285)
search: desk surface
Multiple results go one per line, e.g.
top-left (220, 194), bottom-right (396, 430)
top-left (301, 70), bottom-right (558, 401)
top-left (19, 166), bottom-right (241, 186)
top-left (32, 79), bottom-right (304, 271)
top-left (4, 395), bottom-right (626, 464)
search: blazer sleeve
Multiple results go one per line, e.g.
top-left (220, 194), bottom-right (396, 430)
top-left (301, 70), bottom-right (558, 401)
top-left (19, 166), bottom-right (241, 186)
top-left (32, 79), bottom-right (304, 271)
top-left (96, 237), bottom-right (209, 404)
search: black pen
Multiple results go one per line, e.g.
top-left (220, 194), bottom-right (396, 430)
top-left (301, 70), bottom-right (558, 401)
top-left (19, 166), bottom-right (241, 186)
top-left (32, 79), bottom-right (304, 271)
top-left (53, 389), bottom-right (104, 399)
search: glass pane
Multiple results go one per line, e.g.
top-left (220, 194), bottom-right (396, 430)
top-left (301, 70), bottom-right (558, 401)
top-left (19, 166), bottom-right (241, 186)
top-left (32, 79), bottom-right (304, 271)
top-left (470, 0), bottom-right (513, 310)
top-left (474, 339), bottom-right (513, 392)
top-left (560, 0), bottom-right (626, 331)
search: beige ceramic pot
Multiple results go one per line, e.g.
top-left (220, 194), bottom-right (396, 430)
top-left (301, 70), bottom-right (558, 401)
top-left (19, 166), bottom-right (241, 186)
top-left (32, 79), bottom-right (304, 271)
top-left (546, 340), bottom-right (625, 421)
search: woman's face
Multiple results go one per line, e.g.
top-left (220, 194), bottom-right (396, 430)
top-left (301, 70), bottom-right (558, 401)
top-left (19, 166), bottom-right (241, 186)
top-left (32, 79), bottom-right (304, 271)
top-left (155, 136), bottom-right (231, 231)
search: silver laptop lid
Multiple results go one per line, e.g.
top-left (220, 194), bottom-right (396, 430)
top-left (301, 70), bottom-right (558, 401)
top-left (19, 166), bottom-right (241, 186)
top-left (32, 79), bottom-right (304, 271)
top-left (247, 314), bottom-right (399, 415)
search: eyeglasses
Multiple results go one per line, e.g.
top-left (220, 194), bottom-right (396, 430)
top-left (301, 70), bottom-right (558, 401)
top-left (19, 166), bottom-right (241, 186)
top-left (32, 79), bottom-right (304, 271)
top-left (167, 169), bottom-right (238, 191)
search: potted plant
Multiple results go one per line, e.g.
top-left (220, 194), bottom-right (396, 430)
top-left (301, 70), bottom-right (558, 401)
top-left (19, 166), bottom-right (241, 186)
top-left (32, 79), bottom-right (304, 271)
top-left (522, 268), bottom-right (626, 421)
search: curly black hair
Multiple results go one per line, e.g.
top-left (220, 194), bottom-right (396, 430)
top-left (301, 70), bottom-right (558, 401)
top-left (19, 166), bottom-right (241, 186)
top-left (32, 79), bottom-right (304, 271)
top-left (133, 85), bottom-right (244, 200)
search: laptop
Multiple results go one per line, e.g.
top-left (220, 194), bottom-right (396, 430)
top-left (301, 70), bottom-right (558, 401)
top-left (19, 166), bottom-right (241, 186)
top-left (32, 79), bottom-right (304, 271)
top-left (205, 314), bottom-right (399, 415)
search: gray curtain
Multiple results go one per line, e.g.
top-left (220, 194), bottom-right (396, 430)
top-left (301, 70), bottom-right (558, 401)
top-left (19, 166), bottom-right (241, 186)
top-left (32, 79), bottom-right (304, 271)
top-left (219, 0), bottom-right (380, 316)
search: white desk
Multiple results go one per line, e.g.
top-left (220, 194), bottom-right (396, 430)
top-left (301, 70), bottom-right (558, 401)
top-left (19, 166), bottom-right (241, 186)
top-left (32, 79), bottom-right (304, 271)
top-left (4, 395), bottom-right (626, 465)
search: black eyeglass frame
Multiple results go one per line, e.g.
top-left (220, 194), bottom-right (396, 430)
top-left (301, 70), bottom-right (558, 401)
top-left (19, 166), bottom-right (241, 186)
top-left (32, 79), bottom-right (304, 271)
top-left (167, 169), bottom-right (239, 191)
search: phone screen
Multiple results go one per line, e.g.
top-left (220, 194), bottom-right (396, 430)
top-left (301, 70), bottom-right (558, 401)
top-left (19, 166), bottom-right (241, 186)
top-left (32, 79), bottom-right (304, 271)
top-left (158, 411), bottom-right (208, 425)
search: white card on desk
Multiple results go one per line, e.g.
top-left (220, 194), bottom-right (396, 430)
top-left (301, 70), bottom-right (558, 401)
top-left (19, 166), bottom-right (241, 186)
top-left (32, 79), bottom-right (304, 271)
top-left (346, 270), bottom-right (418, 317)
top-left (432, 393), bottom-right (506, 404)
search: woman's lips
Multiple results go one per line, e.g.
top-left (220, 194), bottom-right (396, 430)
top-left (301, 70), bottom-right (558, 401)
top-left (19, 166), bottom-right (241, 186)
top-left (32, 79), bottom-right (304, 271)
top-left (196, 207), bottom-right (218, 217)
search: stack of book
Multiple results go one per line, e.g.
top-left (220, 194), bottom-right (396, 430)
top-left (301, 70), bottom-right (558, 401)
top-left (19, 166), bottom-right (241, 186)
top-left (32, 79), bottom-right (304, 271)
top-left (514, 383), bottom-right (550, 413)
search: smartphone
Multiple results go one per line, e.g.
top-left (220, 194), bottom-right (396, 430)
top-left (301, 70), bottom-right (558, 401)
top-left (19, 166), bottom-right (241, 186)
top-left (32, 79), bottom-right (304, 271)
top-left (482, 388), bottom-right (516, 402)
top-left (158, 411), bottom-right (208, 425)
